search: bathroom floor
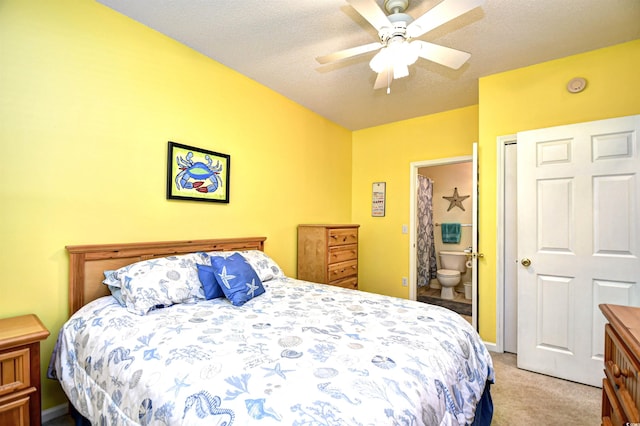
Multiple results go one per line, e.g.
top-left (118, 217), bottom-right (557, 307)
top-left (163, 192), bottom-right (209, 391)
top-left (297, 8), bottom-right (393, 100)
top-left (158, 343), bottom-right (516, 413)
top-left (418, 286), bottom-right (472, 304)
top-left (417, 286), bottom-right (472, 323)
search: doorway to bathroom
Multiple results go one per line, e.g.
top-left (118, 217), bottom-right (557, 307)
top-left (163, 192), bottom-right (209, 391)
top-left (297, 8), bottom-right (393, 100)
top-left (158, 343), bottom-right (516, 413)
top-left (409, 144), bottom-right (479, 329)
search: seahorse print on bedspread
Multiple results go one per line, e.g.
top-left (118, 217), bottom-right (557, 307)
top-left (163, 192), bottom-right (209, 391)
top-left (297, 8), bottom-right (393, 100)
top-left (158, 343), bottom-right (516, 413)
top-left (183, 390), bottom-right (235, 422)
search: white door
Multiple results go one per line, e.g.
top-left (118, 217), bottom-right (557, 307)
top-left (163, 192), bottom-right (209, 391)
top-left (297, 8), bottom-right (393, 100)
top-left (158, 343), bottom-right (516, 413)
top-left (470, 143), bottom-right (479, 329)
top-left (517, 114), bottom-right (640, 387)
top-left (503, 142), bottom-right (518, 353)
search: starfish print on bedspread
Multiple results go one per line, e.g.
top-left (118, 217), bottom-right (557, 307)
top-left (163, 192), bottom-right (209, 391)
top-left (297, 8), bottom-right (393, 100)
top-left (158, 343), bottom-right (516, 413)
top-left (262, 362), bottom-right (294, 379)
top-left (168, 374), bottom-right (190, 398)
top-left (144, 259), bottom-right (162, 269)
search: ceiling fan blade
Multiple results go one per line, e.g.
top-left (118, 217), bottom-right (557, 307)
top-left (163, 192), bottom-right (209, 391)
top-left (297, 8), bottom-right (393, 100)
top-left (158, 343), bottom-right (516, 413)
top-left (347, 0), bottom-right (392, 30)
top-left (373, 67), bottom-right (392, 90)
top-left (412, 40), bottom-right (471, 69)
top-left (316, 42), bottom-right (382, 64)
top-left (407, 0), bottom-right (485, 38)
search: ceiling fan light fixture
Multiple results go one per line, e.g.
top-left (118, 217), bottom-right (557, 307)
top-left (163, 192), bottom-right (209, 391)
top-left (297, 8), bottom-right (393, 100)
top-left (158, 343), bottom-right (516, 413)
top-left (369, 48), bottom-right (389, 73)
top-left (393, 63), bottom-right (409, 79)
top-left (390, 39), bottom-right (419, 66)
top-left (369, 39), bottom-right (418, 75)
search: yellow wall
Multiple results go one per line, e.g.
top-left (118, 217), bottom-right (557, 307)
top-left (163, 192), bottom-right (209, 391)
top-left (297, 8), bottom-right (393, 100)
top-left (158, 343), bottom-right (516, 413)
top-left (352, 39), bottom-right (640, 344)
top-left (352, 106), bottom-right (479, 298)
top-left (0, 0), bottom-right (352, 409)
top-left (476, 39), bottom-right (640, 341)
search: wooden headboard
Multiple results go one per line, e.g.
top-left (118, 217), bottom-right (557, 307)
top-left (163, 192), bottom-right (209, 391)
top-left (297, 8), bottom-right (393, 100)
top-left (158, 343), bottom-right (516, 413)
top-left (65, 237), bottom-right (266, 316)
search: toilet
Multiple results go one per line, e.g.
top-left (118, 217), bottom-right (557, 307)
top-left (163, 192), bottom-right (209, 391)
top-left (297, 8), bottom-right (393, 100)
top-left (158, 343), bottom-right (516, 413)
top-left (436, 251), bottom-right (467, 300)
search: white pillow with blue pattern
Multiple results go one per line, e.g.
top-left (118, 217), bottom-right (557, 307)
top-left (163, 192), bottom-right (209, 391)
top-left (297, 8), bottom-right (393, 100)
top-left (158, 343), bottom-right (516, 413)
top-left (102, 269), bottom-right (121, 288)
top-left (103, 271), bottom-right (126, 305)
top-left (205, 250), bottom-right (285, 282)
top-left (103, 252), bottom-right (209, 315)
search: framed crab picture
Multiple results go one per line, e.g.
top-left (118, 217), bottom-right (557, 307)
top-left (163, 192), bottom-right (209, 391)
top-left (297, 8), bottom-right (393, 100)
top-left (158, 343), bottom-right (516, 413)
top-left (166, 141), bottom-right (230, 203)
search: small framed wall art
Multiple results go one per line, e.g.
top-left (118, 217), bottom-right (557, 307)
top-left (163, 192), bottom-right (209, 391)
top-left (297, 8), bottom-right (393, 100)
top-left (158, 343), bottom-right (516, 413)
top-left (166, 141), bottom-right (230, 203)
top-left (372, 182), bottom-right (386, 217)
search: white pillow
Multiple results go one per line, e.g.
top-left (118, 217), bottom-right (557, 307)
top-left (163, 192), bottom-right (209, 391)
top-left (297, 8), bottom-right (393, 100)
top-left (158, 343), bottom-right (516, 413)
top-left (109, 252), bottom-right (209, 315)
top-left (205, 250), bottom-right (285, 282)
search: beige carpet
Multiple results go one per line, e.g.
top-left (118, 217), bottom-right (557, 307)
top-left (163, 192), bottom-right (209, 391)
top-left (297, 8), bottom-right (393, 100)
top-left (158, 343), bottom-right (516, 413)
top-left (490, 352), bottom-right (601, 425)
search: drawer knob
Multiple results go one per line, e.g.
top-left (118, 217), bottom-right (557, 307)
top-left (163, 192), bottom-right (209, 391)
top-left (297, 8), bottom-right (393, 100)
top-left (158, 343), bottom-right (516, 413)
top-left (612, 364), bottom-right (630, 378)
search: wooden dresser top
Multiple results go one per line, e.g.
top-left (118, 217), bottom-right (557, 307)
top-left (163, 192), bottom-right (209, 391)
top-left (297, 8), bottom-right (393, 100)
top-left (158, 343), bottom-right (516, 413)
top-left (600, 304), bottom-right (640, 357)
top-left (298, 224), bottom-right (360, 228)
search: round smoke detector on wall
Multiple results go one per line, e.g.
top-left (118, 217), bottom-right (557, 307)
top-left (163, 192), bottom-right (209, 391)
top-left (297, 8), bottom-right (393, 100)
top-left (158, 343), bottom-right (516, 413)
top-left (567, 77), bottom-right (587, 93)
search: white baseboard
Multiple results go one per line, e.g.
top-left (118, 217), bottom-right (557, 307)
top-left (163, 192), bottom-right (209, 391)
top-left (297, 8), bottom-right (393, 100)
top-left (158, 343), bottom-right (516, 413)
top-left (484, 341), bottom-right (498, 353)
top-left (42, 403), bottom-right (69, 423)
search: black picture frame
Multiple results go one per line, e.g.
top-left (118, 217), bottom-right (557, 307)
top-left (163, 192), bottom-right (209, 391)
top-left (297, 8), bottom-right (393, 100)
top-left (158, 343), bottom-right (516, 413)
top-left (166, 141), bottom-right (230, 203)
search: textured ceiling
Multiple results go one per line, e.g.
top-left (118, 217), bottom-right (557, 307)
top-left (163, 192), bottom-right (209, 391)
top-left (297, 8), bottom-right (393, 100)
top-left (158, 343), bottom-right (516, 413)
top-left (96, 0), bottom-right (640, 130)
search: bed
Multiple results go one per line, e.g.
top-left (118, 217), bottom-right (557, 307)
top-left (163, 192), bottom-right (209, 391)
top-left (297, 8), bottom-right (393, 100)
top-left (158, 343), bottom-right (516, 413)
top-left (50, 237), bottom-right (494, 425)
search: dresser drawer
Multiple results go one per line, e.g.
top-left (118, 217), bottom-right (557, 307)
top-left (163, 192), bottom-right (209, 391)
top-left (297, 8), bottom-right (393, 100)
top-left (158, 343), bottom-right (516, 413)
top-left (603, 377), bottom-right (627, 426)
top-left (0, 388), bottom-right (32, 426)
top-left (0, 348), bottom-right (30, 397)
top-left (328, 260), bottom-right (357, 282)
top-left (605, 324), bottom-right (640, 423)
top-left (328, 244), bottom-right (357, 264)
top-left (330, 276), bottom-right (358, 290)
top-left (328, 228), bottom-right (358, 246)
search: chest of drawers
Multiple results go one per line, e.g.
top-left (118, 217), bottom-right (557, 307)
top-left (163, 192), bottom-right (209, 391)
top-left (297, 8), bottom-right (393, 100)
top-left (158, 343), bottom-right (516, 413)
top-left (0, 314), bottom-right (50, 426)
top-left (600, 304), bottom-right (640, 426)
top-left (297, 224), bottom-right (359, 290)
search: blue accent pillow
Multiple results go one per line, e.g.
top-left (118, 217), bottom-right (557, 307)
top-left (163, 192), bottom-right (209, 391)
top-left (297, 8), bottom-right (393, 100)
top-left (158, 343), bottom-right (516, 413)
top-left (210, 253), bottom-right (265, 306)
top-left (196, 264), bottom-right (225, 300)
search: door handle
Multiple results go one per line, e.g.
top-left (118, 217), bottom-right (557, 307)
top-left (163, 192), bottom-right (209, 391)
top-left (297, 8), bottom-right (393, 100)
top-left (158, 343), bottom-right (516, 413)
top-left (521, 258), bottom-right (531, 267)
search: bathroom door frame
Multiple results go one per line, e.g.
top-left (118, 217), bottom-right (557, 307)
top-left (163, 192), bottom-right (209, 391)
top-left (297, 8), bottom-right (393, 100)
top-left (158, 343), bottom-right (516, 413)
top-left (409, 143), bottom-right (478, 329)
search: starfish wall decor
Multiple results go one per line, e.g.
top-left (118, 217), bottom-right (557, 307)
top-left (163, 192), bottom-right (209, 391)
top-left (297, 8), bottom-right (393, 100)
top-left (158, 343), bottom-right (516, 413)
top-left (443, 187), bottom-right (470, 211)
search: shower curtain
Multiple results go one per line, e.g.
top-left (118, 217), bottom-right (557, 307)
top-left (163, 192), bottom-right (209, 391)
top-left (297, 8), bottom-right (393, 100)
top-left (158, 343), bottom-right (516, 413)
top-left (417, 175), bottom-right (437, 287)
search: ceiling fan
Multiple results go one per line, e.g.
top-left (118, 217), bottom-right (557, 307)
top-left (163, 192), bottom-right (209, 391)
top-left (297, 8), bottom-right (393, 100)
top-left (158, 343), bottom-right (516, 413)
top-left (317, 0), bottom-right (485, 92)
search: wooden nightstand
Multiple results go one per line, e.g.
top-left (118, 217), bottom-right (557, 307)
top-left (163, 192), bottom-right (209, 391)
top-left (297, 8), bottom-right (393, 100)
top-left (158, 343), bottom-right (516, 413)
top-left (0, 314), bottom-right (50, 426)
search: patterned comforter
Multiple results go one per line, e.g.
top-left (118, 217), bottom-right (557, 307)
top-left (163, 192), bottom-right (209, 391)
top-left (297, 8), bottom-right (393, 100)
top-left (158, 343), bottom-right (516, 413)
top-left (52, 277), bottom-right (494, 425)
